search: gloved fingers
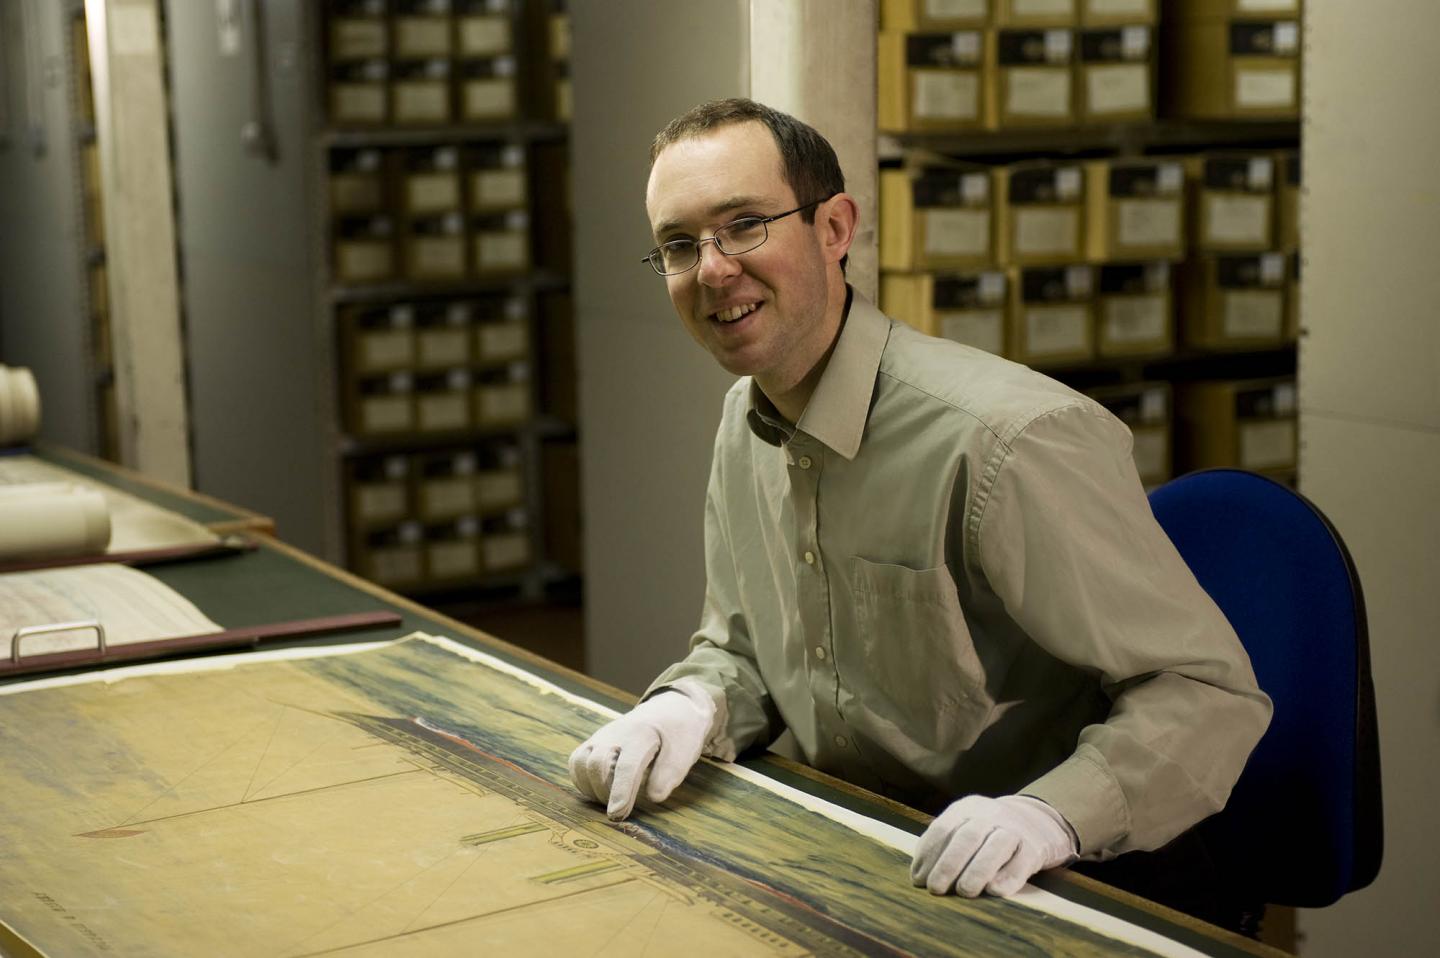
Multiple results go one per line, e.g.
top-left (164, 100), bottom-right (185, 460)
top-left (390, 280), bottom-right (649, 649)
top-left (911, 816), bottom-right (955, 886)
top-left (644, 739), bottom-right (703, 803)
top-left (568, 739), bottom-right (617, 805)
top-left (916, 819), bottom-right (988, 895)
top-left (954, 828), bottom-right (1020, 898)
top-left (985, 843), bottom-right (1043, 898)
top-left (605, 732), bottom-right (661, 821)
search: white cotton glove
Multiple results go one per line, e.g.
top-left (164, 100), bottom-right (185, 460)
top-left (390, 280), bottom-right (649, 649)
top-left (910, 794), bottom-right (1078, 898)
top-left (568, 685), bottom-right (717, 821)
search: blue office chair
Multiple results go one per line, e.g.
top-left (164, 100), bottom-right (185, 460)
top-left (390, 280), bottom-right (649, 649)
top-left (1148, 468), bottom-right (1383, 909)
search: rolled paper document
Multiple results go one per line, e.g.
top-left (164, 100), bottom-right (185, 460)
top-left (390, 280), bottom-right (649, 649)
top-left (0, 365), bottom-right (41, 446)
top-left (0, 483), bottom-right (112, 560)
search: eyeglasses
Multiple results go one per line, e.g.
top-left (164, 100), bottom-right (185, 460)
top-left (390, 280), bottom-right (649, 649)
top-left (641, 196), bottom-right (833, 276)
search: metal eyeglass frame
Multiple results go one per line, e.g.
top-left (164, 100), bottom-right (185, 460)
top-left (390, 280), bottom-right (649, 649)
top-left (641, 195), bottom-right (833, 276)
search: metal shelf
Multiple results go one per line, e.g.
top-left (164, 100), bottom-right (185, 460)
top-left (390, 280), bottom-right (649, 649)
top-left (324, 121), bottom-right (569, 150)
top-left (879, 119), bottom-right (1300, 162)
top-left (329, 271), bottom-right (571, 305)
top-left (338, 416), bottom-right (576, 458)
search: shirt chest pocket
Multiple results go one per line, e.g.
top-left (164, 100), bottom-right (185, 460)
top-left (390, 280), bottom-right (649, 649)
top-left (848, 556), bottom-right (992, 747)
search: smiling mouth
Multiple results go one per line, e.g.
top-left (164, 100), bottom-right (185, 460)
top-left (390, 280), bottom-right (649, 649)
top-left (710, 302), bottom-right (760, 323)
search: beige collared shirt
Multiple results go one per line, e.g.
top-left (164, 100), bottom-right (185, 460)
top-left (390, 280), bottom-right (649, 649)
top-left (647, 291), bottom-right (1271, 859)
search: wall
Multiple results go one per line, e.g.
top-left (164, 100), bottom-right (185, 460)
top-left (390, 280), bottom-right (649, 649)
top-left (1297, 1), bottom-right (1440, 953)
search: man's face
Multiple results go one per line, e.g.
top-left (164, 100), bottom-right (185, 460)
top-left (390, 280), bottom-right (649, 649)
top-left (645, 122), bottom-right (836, 393)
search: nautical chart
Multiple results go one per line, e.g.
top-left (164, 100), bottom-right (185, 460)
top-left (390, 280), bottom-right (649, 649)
top-left (0, 634), bottom-right (1187, 957)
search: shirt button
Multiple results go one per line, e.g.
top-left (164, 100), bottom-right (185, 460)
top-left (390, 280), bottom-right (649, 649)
top-left (814, 646), bottom-right (826, 660)
top-left (797, 455), bottom-right (813, 469)
top-left (803, 551), bottom-right (815, 565)
top-left (834, 735), bottom-right (848, 749)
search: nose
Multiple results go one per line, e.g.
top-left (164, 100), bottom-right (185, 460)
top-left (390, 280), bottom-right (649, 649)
top-left (695, 237), bottom-right (741, 287)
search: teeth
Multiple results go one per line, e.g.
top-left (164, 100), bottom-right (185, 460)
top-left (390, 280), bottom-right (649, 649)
top-left (714, 303), bottom-right (758, 323)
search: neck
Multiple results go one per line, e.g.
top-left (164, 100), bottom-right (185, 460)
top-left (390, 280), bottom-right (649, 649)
top-left (757, 281), bottom-right (850, 424)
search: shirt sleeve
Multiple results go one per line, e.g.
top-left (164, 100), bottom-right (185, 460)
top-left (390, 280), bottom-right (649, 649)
top-left (971, 401), bottom-right (1273, 860)
top-left (643, 423), bottom-right (782, 762)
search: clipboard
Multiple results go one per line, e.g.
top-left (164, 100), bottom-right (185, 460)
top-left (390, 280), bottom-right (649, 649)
top-left (1, 609), bottom-right (405, 679)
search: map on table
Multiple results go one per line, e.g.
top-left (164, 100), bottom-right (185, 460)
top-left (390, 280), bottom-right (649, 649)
top-left (0, 634), bottom-right (1189, 957)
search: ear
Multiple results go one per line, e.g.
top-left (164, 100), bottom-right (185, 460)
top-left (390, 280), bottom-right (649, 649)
top-left (815, 192), bottom-right (859, 266)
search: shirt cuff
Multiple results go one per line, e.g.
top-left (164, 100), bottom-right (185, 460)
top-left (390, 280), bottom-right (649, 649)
top-left (1021, 743), bottom-right (1129, 859)
top-left (645, 677), bottom-right (738, 762)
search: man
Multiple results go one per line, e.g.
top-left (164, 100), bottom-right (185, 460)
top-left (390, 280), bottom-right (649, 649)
top-left (569, 98), bottom-right (1271, 908)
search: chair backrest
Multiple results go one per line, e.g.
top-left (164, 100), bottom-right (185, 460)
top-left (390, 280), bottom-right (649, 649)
top-left (1148, 469), bottom-right (1382, 907)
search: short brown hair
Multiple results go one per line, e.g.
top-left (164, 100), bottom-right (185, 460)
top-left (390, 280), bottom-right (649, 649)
top-left (650, 98), bottom-right (845, 225)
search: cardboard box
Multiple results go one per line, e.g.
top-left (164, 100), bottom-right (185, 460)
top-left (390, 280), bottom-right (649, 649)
top-left (1162, 8), bottom-right (1301, 119)
top-left (392, 1), bottom-right (454, 59)
top-left (1166, 0), bottom-right (1301, 17)
top-left (1095, 261), bottom-right (1173, 355)
top-left (472, 210), bottom-right (530, 275)
top-left (467, 143), bottom-right (528, 211)
top-left (415, 369), bottom-right (473, 432)
top-left (417, 451), bottom-right (480, 520)
top-left (1076, 24), bottom-right (1154, 123)
top-left (1179, 251), bottom-right (1288, 349)
top-left (993, 0), bottom-right (1077, 27)
top-left (329, 1), bottom-right (388, 61)
top-left (343, 302), bottom-right (416, 374)
top-left (457, 55), bottom-right (518, 121)
top-left (1176, 376), bottom-right (1297, 474)
top-left (476, 443), bottom-right (525, 512)
top-left (880, 164), bottom-right (996, 270)
top-left (334, 215), bottom-right (396, 284)
top-left (1190, 152), bottom-right (1275, 251)
top-left (1085, 157), bottom-right (1185, 261)
top-left (391, 58), bottom-right (452, 125)
top-left (1086, 381), bottom-right (1171, 484)
top-left (882, 0), bottom-right (992, 30)
top-left (475, 363), bottom-right (532, 426)
top-left (992, 28), bottom-right (1076, 126)
top-left (479, 511), bottom-right (531, 572)
top-left (998, 161), bottom-right (1087, 265)
top-left (1008, 264), bottom-right (1095, 365)
top-left (475, 314), bottom-right (529, 365)
top-left (350, 371), bottom-right (415, 435)
top-left (1079, 0), bottom-right (1157, 25)
top-left (878, 30), bottom-right (989, 132)
top-left (330, 148), bottom-right (388, 215)
top-left (330, 59), bottom-right (388, 125)
top-left (401, 147), bottom-right (461, 215)
top-left (348, 455), bottom-right (412, 527)
top-left (403, 212), bottom-right (467, 280)
top-left (457, 1), bottom-right (513, 57)
top-left (1277, 149), bottom-right (1300, 251)
top-left (415, 301), bottom-right (473, 368)
top-left (881, 270), bottom-right (1009, 355)
top-left (355, 522), bottom-right (425, 587)
top-left (426, 518), bottom-right (482, 581)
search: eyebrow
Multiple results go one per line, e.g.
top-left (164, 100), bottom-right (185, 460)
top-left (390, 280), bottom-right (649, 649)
top-left (653, 195), bottom-right (773, 240)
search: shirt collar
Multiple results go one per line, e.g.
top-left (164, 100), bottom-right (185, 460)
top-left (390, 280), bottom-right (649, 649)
top-left (744, 287), bottom-right (891, 460)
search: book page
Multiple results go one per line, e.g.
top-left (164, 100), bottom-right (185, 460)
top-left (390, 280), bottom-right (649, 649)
top-left (1, 563), bottom-right (221, 658)
top-left (0, 456), bottom-right (219, 553)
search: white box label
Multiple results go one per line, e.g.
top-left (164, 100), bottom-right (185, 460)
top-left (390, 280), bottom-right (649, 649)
top-left (1235, 69), bottom-right (1296, 109)
top-left (1015, 207), bottom-right (1080, 256)
top-left (418, 394), bottom-right (469, 432)
top-left (458, 16), bottom-right (511, 56)
top-left (428, 540), bottom-right (479, 579)
top-left (478, 232), bottom-right (528, 270)
top-left (1103, 294), bottom-right (1167, 344)
top-left (926, 0), bottom-right (987, 18)
top-left (1240, 419), bottom-right (1296, 470)
top-left (1205, 194), bottom-right (1270, 245)
top-left (1222, 289), bottom-right (1284, 338)
top-left (356, 484), bottom-right (407, 522)
top-left (939, 310), bottom-right (1005, 355)
top-left (913, 71), bottom-right (980, 120)
top-left (1086, 63), bottom-right (1149, 115)
top-left (1130, 428), bottom-right (1168, 481)
top-left (474, 169), bottom-right (526, 207)
top-left (422, 477), bottom-right (476, 518)
top-left (361, 396), bottom-right (412, 433)
top-left (406, 173), bottom-right (460, 213)
top-left (923, 208), bottom-right (991, 257)
top-left (1006, 67), bottom-right (1071, 118)
top-left (1116, 197), bottom-right (1181, 248)
top-left (418, 329), bottom-right (470, 366)
top-left (463, 78), bottom-right (517, 119)
top-left (1025, 305), bottom-right (1089, 355)
top-left (483, 533), bottom-right (530, 570)
top-left (359, 330), bottom-right (415, 370)
top-left (478, 322), bottom-right (528, 361)
top-left (1085, 0), bottom-right (1150, 17)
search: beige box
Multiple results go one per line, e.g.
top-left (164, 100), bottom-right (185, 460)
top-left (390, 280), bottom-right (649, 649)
top-left (347, 455), bottom-right (412, 527)
top-left (549, 10), bottom-right (571, 60)
top-left (479, 512), bottom-right (531, 572)
top-left (878, 30), bottom-right (989, 132)
top-left (355, 522), bottom-right (425, 588)
top-left (1085, 157), bottom-right (1185, 261)
top-left (997, 161), bottom-right (1087, 265)
top-left (415, 302), bottom-right (473, 369)
top-left (1166, 0), bottom-right (1302, 16)
top-left (417, 451), bottom-right (479, 520)
top-left (343, 303), bottom-right (416, 374)
top-left (400, 146), bottom-right (461, 215)
top-left (415, 369), bottom-right (473, 433)
top-left (472, 210), bottom-right (530, 275)
top-left (475, 364), bottom-right (531, 426)
top-left (1076, 24), bottom-right (1154, 122)
top-left (1190, 153), bottom-right (1275, 251)
top-left (392, 58), bottom-right (452, 125)
top-left (403, 213), bottom-right (467, 280)
top-left (475, 318), bottom-right (529, 364)
top-left (476, 467), bottom-right (524, 513)
top-left (1176, 376), bottom-right (1297, 475)
top-left (350, 371), bottom-right (415, 435)
top-left (329, 148), bottom-right (387, 215)
top-left (882, 270), bottom-right (1010, 356)
top-left (1277, 149), bottom-right (1300, 251)
top-left (1095, 261), bottom-right (1173, 356)
top-left (1179, 251), bottom-right (1288, 349)
top-left (393, 13), bottom-right (453, 59)
top-left (1087, 381), bottom-right (1172, 484)
top-left (330, 1), bottom-right (389, 61)
top-left (1079, 0), bottom-right (1157, 25)
top-left (1162, 9), bottom-right (1301, 119)
top-left (993, 0), bottom-right (1077, 26)
top-left (330, 59), bottom-right (389, 125)
top-left (1008, 264), bottom-right (1095, 365)
top-left (991, 28), bottom-right (1076, 126)
top-left (334, 215), bottom-right (396, 284)
top-left (426, 519), bottom-right (482, 581)
top-left (882, 0), bottom-right (992, 30)
top-left (467, 142), bottom-right (528, 211)
top-left (458, 56), bottom-right (518, 121)
top-left (881, 164), bottom-right (996, 270)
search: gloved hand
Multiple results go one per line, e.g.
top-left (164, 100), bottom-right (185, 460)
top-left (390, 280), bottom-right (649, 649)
top-left (910, 794), bottom-right (1078, 898)
top-left (568, 683), bottom-right (717, 821)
